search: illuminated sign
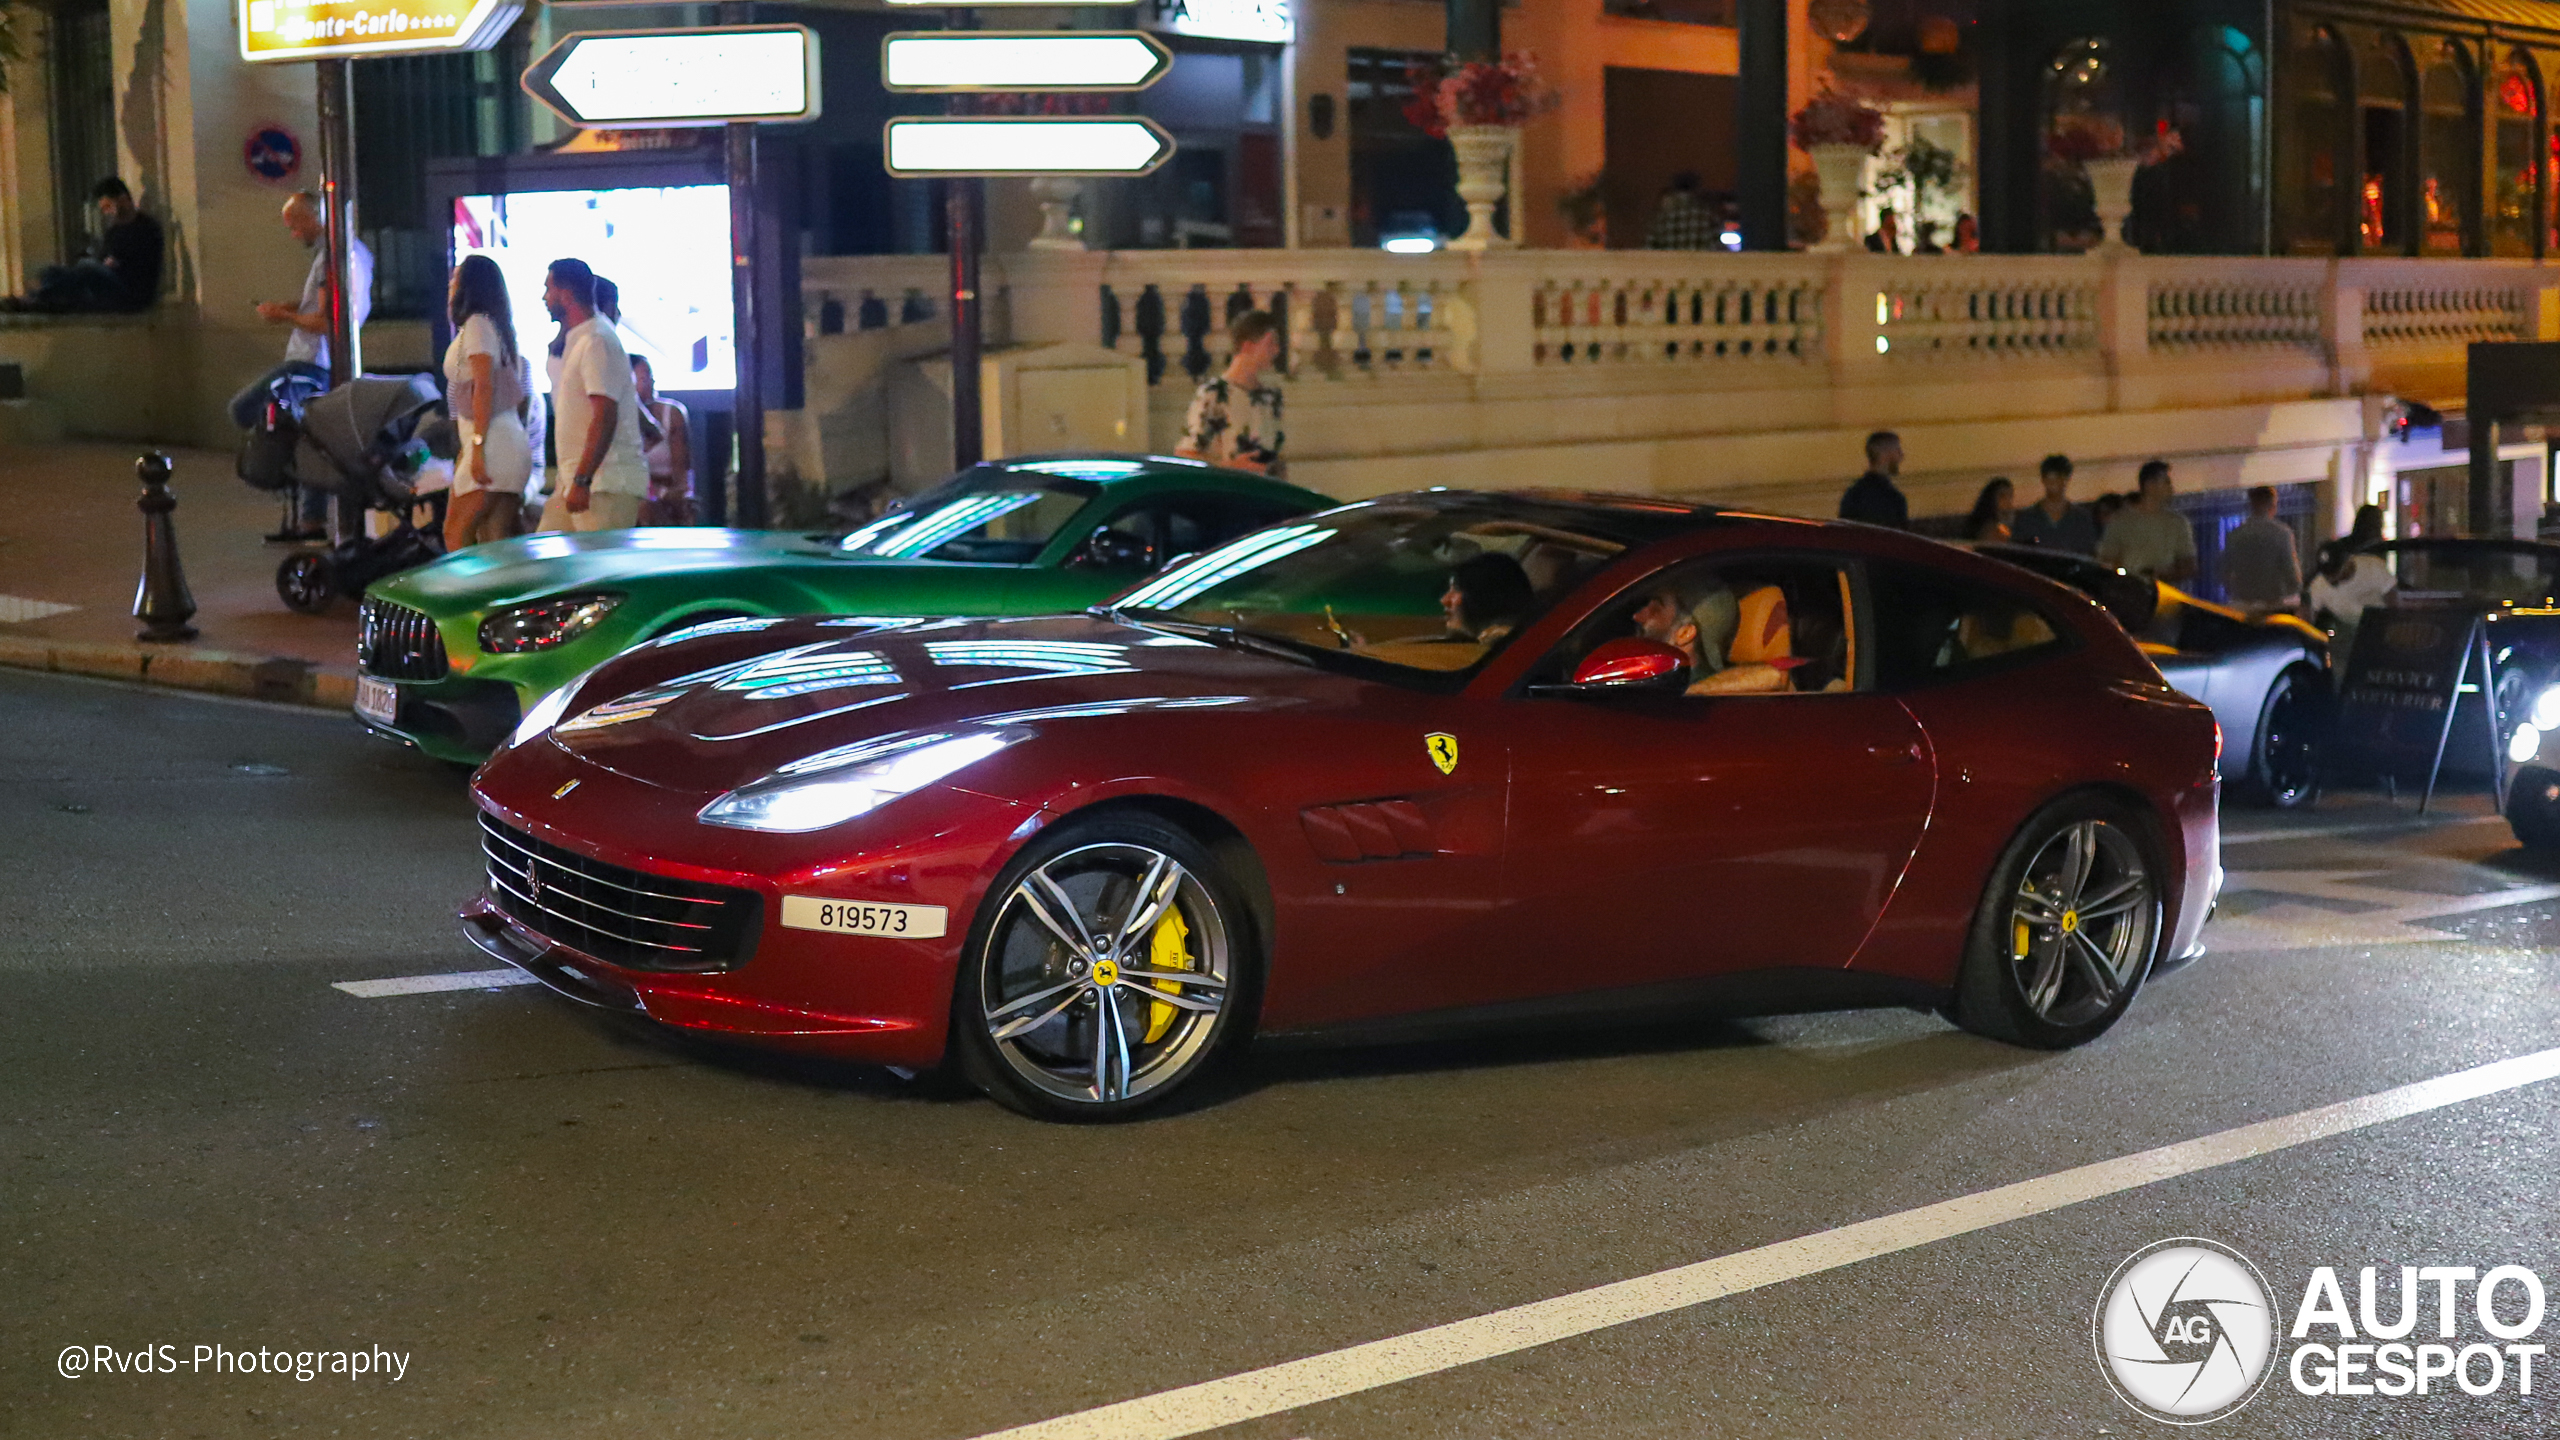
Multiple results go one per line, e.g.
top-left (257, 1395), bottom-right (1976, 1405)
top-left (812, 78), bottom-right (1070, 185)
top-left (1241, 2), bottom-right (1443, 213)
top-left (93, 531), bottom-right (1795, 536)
top-left (883, 118), bottom-right (1175, 177)
top-left (1148, 0), bottom-right (1293, 45)
top-left (521, 26), bottom-right (821, 129)
top-left (239, 0), bottom-right (521, 62)
top-left (882, 32), bottom-right (1172, 93)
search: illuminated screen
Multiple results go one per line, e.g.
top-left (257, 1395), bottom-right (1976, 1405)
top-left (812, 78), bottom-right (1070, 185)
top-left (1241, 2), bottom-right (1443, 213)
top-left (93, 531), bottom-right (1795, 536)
top-left (451, 186), bottom-right (734, 393)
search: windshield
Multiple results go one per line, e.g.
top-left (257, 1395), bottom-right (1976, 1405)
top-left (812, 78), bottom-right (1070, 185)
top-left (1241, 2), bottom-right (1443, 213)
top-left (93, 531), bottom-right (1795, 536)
top-left (837, 472), bottom-right (1100, 564)
top-left (1109, 499), bottom-right (1630, 683)
top-left (2387, 543), bottom-right (2560, 605)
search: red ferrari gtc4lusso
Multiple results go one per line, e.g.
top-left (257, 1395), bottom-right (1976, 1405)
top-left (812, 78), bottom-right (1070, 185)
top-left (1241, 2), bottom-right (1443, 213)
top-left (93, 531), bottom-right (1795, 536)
top-left (464, 491), bottom-right (2222, 1119)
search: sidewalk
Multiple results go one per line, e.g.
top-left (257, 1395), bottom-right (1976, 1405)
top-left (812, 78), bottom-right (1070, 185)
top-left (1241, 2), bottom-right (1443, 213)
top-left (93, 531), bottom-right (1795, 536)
top-left (0, 441), bottom-right (361, 708)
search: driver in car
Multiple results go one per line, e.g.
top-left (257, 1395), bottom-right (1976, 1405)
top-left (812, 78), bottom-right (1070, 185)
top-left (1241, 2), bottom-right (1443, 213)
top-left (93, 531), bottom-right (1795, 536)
top-left (1344, 553), bottom-right (1536, 669)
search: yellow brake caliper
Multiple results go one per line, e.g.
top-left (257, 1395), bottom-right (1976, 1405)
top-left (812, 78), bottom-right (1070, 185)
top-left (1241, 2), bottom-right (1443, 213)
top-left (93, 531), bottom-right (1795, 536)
top-left (1143, 907), bottom-right (1194, 1044)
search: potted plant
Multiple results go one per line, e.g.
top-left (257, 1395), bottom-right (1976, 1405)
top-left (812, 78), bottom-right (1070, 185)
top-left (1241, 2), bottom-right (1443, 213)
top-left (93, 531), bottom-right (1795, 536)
top-left (2048, 115), bottom-right (2183, 254)
top-left (1405, 53), bottom-right (1559, 251)
top-left (1790, 89), bottom-right (1887, 253)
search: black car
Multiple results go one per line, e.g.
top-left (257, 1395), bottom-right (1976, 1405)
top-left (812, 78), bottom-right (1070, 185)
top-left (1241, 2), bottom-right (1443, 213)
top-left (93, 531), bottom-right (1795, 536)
top-left (2344, 538), bottom-right (2560, 848)
top-left (1979, 544), bottom-right (2329, 807)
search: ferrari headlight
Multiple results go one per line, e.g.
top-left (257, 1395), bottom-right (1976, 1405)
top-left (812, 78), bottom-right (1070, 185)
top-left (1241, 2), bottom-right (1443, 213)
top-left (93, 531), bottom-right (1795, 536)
top-left (697, 729), bottom-right (1020, 833)
top-left (479, 594), bottom-right (622, 653)
top-left (2531, 684), bottom-right (2560, 732)
top-left (2513, 724), bottom-right (2543, 766)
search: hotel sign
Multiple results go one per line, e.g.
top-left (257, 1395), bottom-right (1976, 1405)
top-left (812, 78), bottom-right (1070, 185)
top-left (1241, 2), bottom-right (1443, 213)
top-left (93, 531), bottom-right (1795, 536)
top-left (240, 0), bottom-right (523, 62)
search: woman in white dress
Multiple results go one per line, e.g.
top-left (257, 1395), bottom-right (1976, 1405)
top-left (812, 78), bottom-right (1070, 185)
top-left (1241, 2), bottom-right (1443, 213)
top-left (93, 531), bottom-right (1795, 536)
top-left (441, 254), bottom-right (533, 552)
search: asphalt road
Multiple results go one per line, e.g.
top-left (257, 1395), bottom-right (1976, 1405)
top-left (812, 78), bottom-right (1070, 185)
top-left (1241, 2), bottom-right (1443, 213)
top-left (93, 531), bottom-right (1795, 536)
top-left (5, 668), bottom-right (2557, 1439)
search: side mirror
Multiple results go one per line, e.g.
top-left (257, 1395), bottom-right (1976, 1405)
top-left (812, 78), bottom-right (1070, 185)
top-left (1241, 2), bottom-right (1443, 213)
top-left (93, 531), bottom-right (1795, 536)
top-left (1531, 637), bottom-right (1691, 697)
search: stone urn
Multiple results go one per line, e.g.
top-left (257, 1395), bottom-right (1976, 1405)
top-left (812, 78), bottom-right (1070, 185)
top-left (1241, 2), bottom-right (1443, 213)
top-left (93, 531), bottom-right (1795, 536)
top-left (1027, 177), bottom-right (1085, 251)
top-left (1807, 142), bottom-right (1871, 254)
top-left (1445, 124), bottom-right (1517, 251)
top-left (2085, 156), bottom-right (2142, 254)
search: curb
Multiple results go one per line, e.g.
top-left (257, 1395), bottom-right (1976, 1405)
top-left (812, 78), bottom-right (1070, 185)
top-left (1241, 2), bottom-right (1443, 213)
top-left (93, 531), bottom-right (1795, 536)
top-left (0, 633), bottom-right (358, 710)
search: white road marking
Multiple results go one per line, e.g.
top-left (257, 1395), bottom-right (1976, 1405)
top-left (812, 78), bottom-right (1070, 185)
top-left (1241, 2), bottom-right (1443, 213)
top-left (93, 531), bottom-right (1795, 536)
top-left (2209, 869), bottom-right (2560, 952)
top-left (0, 594), bottom-right (77, 623)
top-left (966, 1044), bottom-right (2560, 1440)
top-left (331, 969), bottom-right (540, 998)
top-left (2221, 814), bottom-right (2501, 845)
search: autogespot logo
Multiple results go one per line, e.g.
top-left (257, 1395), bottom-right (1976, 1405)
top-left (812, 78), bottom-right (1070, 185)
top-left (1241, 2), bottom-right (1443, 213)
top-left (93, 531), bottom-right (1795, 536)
top-left (2094, 1239), bottom-right (2279, 1424)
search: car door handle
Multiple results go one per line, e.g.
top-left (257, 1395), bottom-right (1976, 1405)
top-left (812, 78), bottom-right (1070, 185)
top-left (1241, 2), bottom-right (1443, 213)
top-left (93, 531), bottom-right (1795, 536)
top-left (1866, 742), bottom-right (1922, 764)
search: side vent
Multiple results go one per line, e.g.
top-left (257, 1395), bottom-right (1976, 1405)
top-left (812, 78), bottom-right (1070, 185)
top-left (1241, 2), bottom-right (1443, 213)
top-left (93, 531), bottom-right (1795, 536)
top-left (1300, 799), bottom-right (1434, 862)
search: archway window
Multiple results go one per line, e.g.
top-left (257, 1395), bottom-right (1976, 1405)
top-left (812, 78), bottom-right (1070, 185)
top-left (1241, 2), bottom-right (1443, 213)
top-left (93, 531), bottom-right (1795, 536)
top-left (2354, 30), bottom-right (2414, 252)
top-left (2153, 25), bottom-right (2266, 253)
top-left (2419, 38), bottom-right (2477, 255)
top-left (2493, 53), bottom-right (2542, 256)
top-left (2281, 23), bottom-right (2350, 252)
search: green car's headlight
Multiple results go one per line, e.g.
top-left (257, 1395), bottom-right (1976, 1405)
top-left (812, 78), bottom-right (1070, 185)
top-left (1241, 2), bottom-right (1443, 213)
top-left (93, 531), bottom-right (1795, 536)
top-left (480, 594), bottom-right (622, 654)
top-left (698, 730), bottom-right (1020, 833)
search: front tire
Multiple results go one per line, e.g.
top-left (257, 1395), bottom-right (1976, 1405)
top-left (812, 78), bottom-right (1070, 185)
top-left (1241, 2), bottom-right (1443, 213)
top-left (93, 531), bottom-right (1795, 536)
top-left (2507, 765), bottom-right (2560, 850)
top-left (2243, 664), bottom-right (2324, 809)
top-left (952, 815), bottom-right (1258, 1121)
top-left (1954, 795), bottom-right (2165, 1049)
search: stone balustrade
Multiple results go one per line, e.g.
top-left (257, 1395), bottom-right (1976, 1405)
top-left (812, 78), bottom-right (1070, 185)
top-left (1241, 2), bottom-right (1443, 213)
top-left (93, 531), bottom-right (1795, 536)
top-left (796, 249), bottom-right (2560, 511)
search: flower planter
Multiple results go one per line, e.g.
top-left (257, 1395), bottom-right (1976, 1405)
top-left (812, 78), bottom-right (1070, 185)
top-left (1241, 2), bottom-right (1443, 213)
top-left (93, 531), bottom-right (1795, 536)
top-left (2085, 156), bottom-right (2142, 255)
top-left (1446, 125), bottom-right (1517, 251)
top-left (1808, 143), bottom-right (1871, 254)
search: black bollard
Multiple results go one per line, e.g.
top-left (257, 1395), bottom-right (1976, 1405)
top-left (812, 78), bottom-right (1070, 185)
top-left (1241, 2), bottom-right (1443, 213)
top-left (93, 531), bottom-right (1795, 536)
top-left (133, 452), bottom-right (198, 643)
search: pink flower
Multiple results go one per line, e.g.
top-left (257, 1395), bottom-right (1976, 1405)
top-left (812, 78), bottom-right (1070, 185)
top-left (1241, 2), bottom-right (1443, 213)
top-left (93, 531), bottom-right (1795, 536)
top-left (1789, 90), bottom-right (1887, 153)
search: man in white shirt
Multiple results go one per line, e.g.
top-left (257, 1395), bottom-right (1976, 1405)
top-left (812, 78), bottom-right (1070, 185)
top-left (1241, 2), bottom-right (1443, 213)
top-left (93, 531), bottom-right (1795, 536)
top-left (537, 258), bottom-right (648, 533)
top-left (227, 191), bottom-right (375, 537)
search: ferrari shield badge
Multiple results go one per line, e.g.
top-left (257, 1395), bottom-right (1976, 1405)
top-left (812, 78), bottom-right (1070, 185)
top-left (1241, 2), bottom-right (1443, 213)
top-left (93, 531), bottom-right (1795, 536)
top-left (1424, 733), bottom-right (1459, 775)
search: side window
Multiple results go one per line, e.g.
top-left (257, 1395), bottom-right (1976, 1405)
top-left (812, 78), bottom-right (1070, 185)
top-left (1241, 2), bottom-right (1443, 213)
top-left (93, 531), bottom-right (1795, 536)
top-left (1542, 554), bottom-right (1861, 696)
top-left (1868, 563), bottom-right (2068, 688)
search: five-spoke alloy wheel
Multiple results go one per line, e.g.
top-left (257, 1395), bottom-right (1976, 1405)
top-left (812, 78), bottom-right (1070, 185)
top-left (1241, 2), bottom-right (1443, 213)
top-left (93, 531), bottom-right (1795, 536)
top-left (954, 816), bottom-right (1255, 1120)
top-left (1957, 796), bottom-right (2164, 1048)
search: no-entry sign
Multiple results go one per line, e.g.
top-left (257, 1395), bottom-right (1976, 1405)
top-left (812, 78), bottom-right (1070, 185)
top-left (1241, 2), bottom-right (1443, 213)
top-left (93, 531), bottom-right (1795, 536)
top-left (522, 25), bottom-right (822, 129)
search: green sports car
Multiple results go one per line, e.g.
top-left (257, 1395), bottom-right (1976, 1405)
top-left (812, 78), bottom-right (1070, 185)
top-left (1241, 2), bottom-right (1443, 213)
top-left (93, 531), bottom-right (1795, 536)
top-left (353, 454), bottom-right (1330, 763)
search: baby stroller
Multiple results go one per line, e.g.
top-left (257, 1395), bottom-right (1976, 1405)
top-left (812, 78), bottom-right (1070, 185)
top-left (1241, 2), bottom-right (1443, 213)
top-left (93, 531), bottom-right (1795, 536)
top-left (265, 374), bottom-right (451, 615)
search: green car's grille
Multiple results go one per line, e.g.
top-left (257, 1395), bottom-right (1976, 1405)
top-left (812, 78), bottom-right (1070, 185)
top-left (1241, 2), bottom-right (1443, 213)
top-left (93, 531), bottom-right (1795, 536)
top-left (360, 598), bottom-right (449, 681)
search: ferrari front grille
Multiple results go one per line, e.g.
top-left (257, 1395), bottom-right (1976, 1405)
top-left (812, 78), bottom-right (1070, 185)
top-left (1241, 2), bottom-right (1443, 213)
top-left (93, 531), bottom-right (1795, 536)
top-left (359, 598), bottom-right (450, 681)
top-left (479, 814), bottom-right (762, 973)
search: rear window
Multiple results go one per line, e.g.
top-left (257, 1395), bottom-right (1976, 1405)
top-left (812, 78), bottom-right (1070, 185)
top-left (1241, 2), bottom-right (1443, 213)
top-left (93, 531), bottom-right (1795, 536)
top-left (1868, 563), bottom-right (2069, 689)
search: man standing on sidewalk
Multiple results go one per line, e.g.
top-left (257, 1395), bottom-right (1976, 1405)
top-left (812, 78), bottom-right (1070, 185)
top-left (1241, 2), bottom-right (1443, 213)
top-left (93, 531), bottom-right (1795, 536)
top-left (2011, 453), bottom-right (2099, 553)
top-left (2221, 485), bottom-right (2303, 615)
top-left (538, 259), bottom-right (648, 533)
top-left (2097, 459), bottom-right (2199, 584)
top-left (1176, 311), bottom-right (1286, 475)
top-left (1838, 432), bottom-right (1910, 529)
top-left (228, 192), bottom-right (373, 426)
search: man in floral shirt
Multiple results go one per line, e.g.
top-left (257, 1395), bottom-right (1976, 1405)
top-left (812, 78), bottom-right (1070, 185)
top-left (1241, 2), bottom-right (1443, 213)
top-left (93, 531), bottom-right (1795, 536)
top-left (1176, 310), bottom-right (1285, 474)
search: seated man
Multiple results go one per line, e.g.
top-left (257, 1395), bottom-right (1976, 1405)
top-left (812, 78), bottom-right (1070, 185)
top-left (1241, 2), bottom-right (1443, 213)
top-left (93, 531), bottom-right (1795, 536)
top-left (12, 178), bottom-right (162, 314)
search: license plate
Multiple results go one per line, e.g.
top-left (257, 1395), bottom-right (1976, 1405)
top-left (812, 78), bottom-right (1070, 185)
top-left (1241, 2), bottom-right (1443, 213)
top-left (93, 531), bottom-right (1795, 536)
top-left (355, 676), bottom-right (398, 725)
top-left (781, 896), bottom-right (948, 940)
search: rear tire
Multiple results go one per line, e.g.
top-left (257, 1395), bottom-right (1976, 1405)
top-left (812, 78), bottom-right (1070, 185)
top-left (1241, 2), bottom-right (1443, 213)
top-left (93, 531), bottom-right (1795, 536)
top-left (276, 553), bottom-right (333, 614)
top-left (951, 814), bottom-right (1260, 1121)
top-left (2242, 664), bottom-right (2324, 809)
top-left (2507, 766), bottom-right (2560, 850)
top-left (1954, 794), bottom-right (2166, 1049)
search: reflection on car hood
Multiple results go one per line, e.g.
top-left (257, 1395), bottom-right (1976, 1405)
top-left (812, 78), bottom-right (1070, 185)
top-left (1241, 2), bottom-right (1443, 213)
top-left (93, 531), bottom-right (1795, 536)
top-left (371, 527), bottom-right (907, 613)
top-left (544, 614), bottom-right (1333, 796)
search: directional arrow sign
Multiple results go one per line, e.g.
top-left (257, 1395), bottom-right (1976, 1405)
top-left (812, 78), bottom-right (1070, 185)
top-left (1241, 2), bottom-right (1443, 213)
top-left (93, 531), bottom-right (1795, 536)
top-left (522, 25), bottom-right (821, 129)
top-left (882, 31), bottom-right (1171, 93)
top-left (883, 117), bottom-right (1175, 177)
